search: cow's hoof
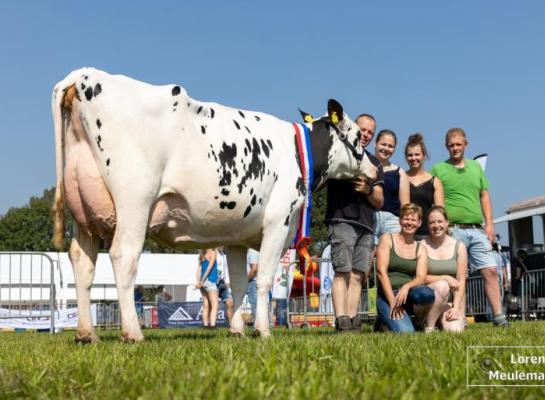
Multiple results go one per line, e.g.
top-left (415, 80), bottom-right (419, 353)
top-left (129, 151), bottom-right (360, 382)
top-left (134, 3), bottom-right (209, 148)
top-left (228, 330), bottom-right (244, 338)
top-left (121, 332), bottom-right (144, 343)
top-left (75, 333), bottom-right (98, 344)
top-left (251, 329), bottom-right (271, 338)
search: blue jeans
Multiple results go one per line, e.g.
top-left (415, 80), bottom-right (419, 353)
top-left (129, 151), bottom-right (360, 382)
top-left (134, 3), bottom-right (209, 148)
top-left (377, 285), bottom-right (435, 333)
top-left (246, 279), bottom-right (257, 318)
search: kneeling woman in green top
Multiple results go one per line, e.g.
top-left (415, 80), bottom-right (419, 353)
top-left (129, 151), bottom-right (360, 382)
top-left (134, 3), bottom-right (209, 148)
top-left (421, 206), bottom-right (468, 332)
top-left (376, 203), bottom-right (435, 332)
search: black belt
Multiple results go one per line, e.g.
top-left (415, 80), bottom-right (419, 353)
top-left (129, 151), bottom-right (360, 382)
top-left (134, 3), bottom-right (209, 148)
top-left (450, 223), bottom-right (482, 229)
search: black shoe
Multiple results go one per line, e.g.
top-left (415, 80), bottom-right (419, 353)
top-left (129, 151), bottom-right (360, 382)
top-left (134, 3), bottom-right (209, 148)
top-left (494, 320), bottom-right (510, 328)
top-left (373, 318), bottom-right (389, 332)
top-left (351, 315), bottom-right (362, 332)
top-left (335, 315), bottom-right (352, 332)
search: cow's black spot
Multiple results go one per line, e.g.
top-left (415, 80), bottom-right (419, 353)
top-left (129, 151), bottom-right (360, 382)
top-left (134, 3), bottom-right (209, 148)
top-left (201, 125), bottom-right (206, 134)
top-left (254, 115), bottom-right (261, 121)
top-left (96, 119), bottom-right (102, 129)
top-left (220, 201), bottom-right (236, 210)
top-left (237, 137), bottom-right (266, 193)
top-left (106, 158), bottom-right (110, 166)
top-left (221, 188), bottom-right (230, 196)
top-left (187, 102), bottom-right (190, 107)
top-left (85, 87), bottom-right (93, 101)
top-left (259, 198), bottom-right (263, 205)
top-left (233, 120), bottom-right (240, 130)
top-left (245, 126), bottom-right (251, 134)
top-left (93, 83), bottom-right (102, 97)
top-left (96, 135), bottom-right (104, 152)
top-left (244, 148), bottom-right (248, 156)
top-left (260, 139), bottom-right (270, 158)
top-left (197, 106), bottom-right (203, 114)
top-left (218, 142), bottom-right (237, 187)
top-left (219, 143), bottom-right (237, 169)
top-left (173, 101), bottom-right (178, 107)
top-left (214, 196), bottom-right (219, 200)
top-left (219, 171), bottom-right (231, 187)
top-left (267, 139), bottom-right (273, 150)
top-left (296, 176), bottom-right (306, 197)
top-left (238, 111), bottom-right (245, 118)
top-left (294, 134), bottom-right (303, 173)
top-left (243, 205), bottom-right (252, 218)
top-left (172, 86), bottom-right (181, 96)
top-left (83, 75), bottom-right (88, 80)
top-left (208, 153), bottom-right (210, 159)
top-left (284, 215), bottom-right (290, 226)
top-left (250, 188), bottom-right (254, 195)
top-left (251, 195), bottom-right (257, 206)
top-left (210, 108), bottom-right (215, 118)
top-left (80, 83), bottom-right (86, 90)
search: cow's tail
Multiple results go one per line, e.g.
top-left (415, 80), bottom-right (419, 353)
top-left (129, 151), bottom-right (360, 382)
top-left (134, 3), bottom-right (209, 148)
top-left (51, 80), bottom-right (75, 250)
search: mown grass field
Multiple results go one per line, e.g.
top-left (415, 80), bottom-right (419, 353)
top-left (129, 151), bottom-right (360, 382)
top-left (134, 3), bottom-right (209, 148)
top-left (1, 321), bottom-right (545, 399)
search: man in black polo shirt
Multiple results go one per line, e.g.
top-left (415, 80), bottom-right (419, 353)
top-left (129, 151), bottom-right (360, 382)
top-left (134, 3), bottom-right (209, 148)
top-left (327, 113), bottom-right (384, 331)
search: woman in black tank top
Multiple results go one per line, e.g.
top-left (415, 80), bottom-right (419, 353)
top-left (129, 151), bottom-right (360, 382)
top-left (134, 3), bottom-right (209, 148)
top-left (404, 134), bottom-right (444, 239)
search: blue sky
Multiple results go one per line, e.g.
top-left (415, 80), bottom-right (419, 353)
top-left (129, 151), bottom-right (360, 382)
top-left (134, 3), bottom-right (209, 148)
top-left (1, 1), bottom-right (543, 244)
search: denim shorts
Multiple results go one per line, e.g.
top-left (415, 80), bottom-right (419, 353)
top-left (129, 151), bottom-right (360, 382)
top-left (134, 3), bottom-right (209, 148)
top-left (373, 211), bottom-right (401, 244)
top-left (218, 280), bottom-right (233, 302)
top-left (328, 223), bottom-right (373, 274)
top-left (201, 279), bottom-right (218, 293)
top-left (450, 226), bottom-right (497, 273)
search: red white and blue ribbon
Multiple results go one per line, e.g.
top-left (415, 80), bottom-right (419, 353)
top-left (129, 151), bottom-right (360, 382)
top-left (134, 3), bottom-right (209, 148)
top-left (292, 123), bottom-right (313, 248)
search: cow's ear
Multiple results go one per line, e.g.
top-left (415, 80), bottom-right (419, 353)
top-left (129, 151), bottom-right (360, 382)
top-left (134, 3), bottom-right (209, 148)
top-left (327, 99), bottom-right (344, 125)
top-left (298, 108), bottom-right (315, 123)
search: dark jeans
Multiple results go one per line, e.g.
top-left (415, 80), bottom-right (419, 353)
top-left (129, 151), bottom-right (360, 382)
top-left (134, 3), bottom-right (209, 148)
top-left (377, 285), bottom-right (435, 333)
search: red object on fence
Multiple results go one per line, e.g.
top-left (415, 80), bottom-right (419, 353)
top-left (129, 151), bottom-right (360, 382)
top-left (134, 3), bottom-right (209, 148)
top-left (151, 307), bottom-right (159, 328)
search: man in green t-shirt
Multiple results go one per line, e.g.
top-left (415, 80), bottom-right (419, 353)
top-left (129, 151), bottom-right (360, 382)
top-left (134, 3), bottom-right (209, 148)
top-left (431, 128), bottom-right (508, 327)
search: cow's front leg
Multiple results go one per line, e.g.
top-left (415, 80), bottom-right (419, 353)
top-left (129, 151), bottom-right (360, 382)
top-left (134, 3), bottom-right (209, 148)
top-left (69, 224), bottom-right (100, 343)
top-left (224, 246), bottom-right (248, 336)
top-left (109, 211), bottom-right (149, 342)
top-left (254, 228), bottom-right (288, 337)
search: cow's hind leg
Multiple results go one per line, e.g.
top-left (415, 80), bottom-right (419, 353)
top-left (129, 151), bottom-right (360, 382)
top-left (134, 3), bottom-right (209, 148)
top-left (109, 210), bottom-right (149, 342)
top-left (224, 246), bottom-right (248, 337)
top-left (69, 224), bottom-right (100, 343)
top-left (254, 227), bottom-right (289, 337)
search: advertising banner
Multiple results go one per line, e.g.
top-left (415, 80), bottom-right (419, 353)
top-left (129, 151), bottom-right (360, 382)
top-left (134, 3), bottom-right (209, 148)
top-left (158, 301), bottom-right (229, 328)
top-left (0, 306), bottom-right (89, 330)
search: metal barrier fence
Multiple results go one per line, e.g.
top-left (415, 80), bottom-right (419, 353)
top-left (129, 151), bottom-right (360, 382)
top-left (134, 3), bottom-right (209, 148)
top-left (286, 258), bottom-right (494, 327)
top-left (1, 251), bottom-right (545, 332)
top-left (0, 252), bottom-right (56, 332)
top-left (521, 269), bottom-right (545, 320)
top-left (465, 275), bottom-right (489, 317)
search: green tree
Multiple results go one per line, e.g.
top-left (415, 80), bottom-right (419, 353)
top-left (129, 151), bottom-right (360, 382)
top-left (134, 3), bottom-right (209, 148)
top-left (0, 188), bottom-right (74, 251)
top-left (310, 187), bottom-right (328, 256)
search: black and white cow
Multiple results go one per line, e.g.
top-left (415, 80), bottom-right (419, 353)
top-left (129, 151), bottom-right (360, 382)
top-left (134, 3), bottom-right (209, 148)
top-left (51, 68), bottom-right (377, 342)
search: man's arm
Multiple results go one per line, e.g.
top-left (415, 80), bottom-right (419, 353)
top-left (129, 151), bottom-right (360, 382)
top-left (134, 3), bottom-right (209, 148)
top-left (367, 184), bottom-right (384, 209)
top-left (248, 263), bottom-right (258, 281)
top-left (480, 189), bottom-right (495, 243)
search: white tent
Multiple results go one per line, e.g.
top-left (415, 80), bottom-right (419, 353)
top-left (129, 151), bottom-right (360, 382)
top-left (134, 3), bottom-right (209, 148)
top-left (46, 252), bottom-right (201, 305)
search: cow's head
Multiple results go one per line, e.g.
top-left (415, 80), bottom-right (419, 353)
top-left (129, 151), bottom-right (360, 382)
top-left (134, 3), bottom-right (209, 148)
top-left (300, 99), bottom-right (377, 190)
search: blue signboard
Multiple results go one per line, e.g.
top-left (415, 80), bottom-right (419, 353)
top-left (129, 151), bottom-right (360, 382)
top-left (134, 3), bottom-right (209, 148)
top-left (158, 301), bottom-right (229, 328)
